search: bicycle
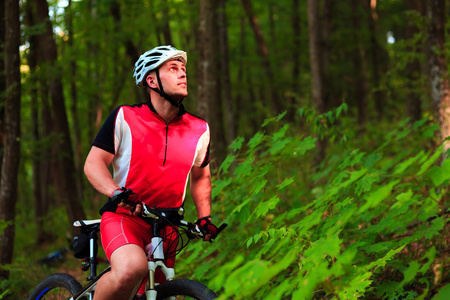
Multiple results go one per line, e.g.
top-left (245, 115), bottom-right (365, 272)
top-left (28, 202), bottom-right (227, 300)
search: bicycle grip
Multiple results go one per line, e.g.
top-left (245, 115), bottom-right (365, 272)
top-left (216, 223), bottom-right (228, 236)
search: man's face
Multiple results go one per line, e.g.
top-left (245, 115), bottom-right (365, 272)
top-left (157, 59), bottom-right (188, 99)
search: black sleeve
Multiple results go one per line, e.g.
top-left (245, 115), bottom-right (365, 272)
top-left (200, 144), bottom-right (210, 168)
top-left (92, 106), bottom-right (122, 154)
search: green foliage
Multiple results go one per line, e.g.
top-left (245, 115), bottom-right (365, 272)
top-left (432, 284), bottom-right (450, 300)
top-left (175, 107), bottom-right (449, 299)
top-left (12, 0), bottom-right (450, 298)
top-left (0, 289), bottom-right (10, 300)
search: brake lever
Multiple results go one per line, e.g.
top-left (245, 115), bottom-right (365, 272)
top-left (186, 223), bottom-right (204, 239)
top-left (140, 203), bottom-right (159, 219)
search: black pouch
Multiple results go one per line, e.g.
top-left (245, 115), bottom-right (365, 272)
top-left (73, 232), bottom-right (97, 259)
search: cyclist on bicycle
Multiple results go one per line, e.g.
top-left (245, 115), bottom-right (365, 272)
top-left (84, 45), bottom-right (218, 300)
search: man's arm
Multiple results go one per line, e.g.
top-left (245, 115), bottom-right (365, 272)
top-left (84, 146), bottom-right (142, 215)
top-left (190, 165), bottom-right (212, 219)
top-left (84, 146), bottom-right (118, 197)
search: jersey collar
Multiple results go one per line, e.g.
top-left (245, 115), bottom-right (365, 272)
top-left (147, 99), bottom-right (186, 117)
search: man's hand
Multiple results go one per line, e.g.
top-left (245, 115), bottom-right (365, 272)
top-left (195, 216), bottom-right (218, 241)
top-left (111, 188), bottom-right (142, 216)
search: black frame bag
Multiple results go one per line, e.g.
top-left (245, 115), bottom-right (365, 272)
top-left (73, 231), bottom-right (97, 259)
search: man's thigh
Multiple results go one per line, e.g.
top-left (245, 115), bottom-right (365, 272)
top-left (100, 212), bottom-right (153, 260)
top-left (110, 243), bottom-right (148, 271)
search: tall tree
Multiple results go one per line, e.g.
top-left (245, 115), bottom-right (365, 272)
top-left (287, 0), bottom-right (302, 122)
top-left (291, 0), bottom-right (301, 92)
top-left (109, 0), bottom-right (141, 110)
top-left (307, 0), bottom-right (326, 115)
top-left (241, 0), bottom-right (281, 113)
top-left (33, 0), bottom-right (86, 229)
top-left (218, 0), bottom-right (236, 146)
top-left (24, 0), bottom-right (47, 243)
top-left (405, 0), bottom-right (424, 123)
top-left (66, 0), bottom-right (82, 171)
top-left (363, 0), bottom-right (385, 121)
top-left (307, 0), bottom-right (327, 160)
top-left (426, 0), bottom-right (450, 152)
top-left (161, 0), bottom-right (173, 45)
top-left (0, 0), bottom-right (21, 280)
top-left (321, 0), bottom-right (332, 108)
top-left (198, 0), bottom-right (225, 160)
top-left (351, 0), bottom-right (368, 127)
top-left (0, 0), bottom-right (5, 179)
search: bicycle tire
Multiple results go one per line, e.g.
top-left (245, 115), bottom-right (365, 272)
top-left (28, 273), bottom-right (83, 300)
top-left (152, 279), bottom-right (218, 299)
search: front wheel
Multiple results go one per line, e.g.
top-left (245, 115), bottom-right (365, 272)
top-left (28, 273), bottom-right (82, 300)
top-left (154, 279), bottom-right (217, 299)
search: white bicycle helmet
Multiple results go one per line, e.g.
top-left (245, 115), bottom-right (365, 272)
top-left (133, 45), bottom-right (187, 86)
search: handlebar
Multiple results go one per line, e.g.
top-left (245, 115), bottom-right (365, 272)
top-left (113, 195), bottom-right (227, 241)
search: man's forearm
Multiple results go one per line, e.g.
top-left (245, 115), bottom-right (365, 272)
top-left (190, 166), bottom-right (212, 219)
top-left (85, 162), bottom-right (119, 197)
top-left (84, 147), bottom-right (118, 197)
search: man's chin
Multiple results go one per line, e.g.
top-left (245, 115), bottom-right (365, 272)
top-left (174, 92), bottom-right (188, 99)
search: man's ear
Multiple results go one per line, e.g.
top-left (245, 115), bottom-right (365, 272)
top-left (146, 74), bottom-right (158, 89)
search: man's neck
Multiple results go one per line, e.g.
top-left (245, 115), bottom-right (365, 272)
top-left (149, 92), bottom-right (180, 123)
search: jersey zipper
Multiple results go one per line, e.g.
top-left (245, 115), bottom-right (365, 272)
top-left (148, 106), bottom-right (178, 166)
top-left (163, 123), bottom-right (169, 166)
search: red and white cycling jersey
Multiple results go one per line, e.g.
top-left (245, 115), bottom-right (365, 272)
top-left (93, 102), bottom-right (210, 214)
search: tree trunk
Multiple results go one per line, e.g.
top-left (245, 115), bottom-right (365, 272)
top-left (405, 0), bottom-right (423, 123)
top-left (234, 17), bottom-right (248, 133)
top-left (197, 0), bottom-right (216, 122)
top-left (198, 0), bottom-right (226, 162)
top-left (0, 0), bottom-right (21, 280)
top-left (292, 0), bottom-right (301, 91)
top-left (426, 0), bottom-right (450, 152)
top-left (29, 0), bottom-right (55, 217)
top-left (109, 0), bottom-right (142, 110)
top-left (66, 0), bottom-right (83, 191)
top-left (351, 0), bottom-right (368, 127)
top-left (362, 0), bottom-right (385, 121)
top-left (241, 0), bottom-right (281, 114)
top-left (24, 0), bottom-right (47, 243)
top-left (161, 0), bottom-right (173, 45)
top-left (287, 0), bottom-right (301, 122)
top-left (0, 0), bottom-right (5, 180)
top-left (86, 0), bottom-right (103, 136)
top-left (321, 0), bottom-right (331, 108)
top-left (40, 89), bottom-right (54, 214)
top-left (67, 0), bottom-right (86, 203)
top-left (218, 0), bottom-right (235, 146)
top-left (307, 0), bottom-right (327, 161)
top-left (307, 0), bottom-right (326, 115)
top-left (34, 0), bottom-right (86, 230)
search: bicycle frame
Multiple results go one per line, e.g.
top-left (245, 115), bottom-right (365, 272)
top-left (29, 203), bottom-right (226, 300)
top-left (71, 208), bottom-right (203, 300)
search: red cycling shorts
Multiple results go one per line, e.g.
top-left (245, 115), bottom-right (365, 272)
top-left (101, 211), bottom-right (152, 259)
top-left (100, 211), bottom-right (177, 288)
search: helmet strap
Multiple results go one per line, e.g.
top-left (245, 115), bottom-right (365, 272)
top-left (148, 69), bottom-right (184, 108)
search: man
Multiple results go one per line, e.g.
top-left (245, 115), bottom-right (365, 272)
top-left (84, 45), bottom-right (218, 299)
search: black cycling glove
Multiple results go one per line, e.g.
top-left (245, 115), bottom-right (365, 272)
top-left (195, 216), bottom-right (218, 239)
top-left (111, 187), bottom-right (141, 209)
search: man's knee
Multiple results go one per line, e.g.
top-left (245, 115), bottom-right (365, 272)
top-left (110, 244), bottom-right (148, 286)
top-left (113, 264), bottom-right (147, 287)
